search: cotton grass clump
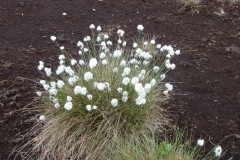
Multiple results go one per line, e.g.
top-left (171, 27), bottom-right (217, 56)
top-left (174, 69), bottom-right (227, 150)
top-left (20, 24), bottom-right (181, 159)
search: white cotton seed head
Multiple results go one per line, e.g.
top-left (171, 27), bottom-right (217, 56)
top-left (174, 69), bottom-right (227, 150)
top-left (104, 82), bottom-right (110, 89)
top-left (122, 77), bottom-right (130, 85)
top-left (113, 50), bottom-right (122, 58)
top-left (63, 13), bottom-right (67, 16)
top-left (40, 80), bottom-right (46, 85)
top-left (150, 40), bottom-right (156, 44)
top-left (56, 65), bottom-right (65, 75)
top-left (129, 58), bottom-right (138, 64)
top-left (64, 102), bottom-right (73, 110)
top-left (117, 87), bottom-right (123, 93)
top-left (168, 47), bottom-right (174, 56)
top-left (144, 83), bottom-right (152, 93)
top-left (122, 41), bottom-right (127, 47)
top-left (50, 82), bottom-right (56, 88)
top-left (65, 66), bottom-right (74, 76)
top-left (166, 54), bottom-right (171, 59)
top-left (36, 91), bottom-right (42, 97)
top-left (163, 90), bottom-right (169, 95)
top-left (113, 68), bottom-right (118, 73)
top-left (100, 41), bottom-right (106, 47)
top-left (133, 42), bottom-right (138, 48)
top-left (175, 50), bottom-right (181, 55)
top-left (50, 36), bottom-right (56, 42)
top-left (74, 86), bottom-right (82, 95)
top-left (94, 82), bottom-right (98, 88)
top-left (111, 99), bottom-right (118, 107)
top-left (84, 48), bottom-right (89, 52)
top-left (197, 139), bottom-right (205, 147)
top-left (38, 64), bottom-right (44, 71)
top-left (214, 146), bottom-right (222, 157)
top-left (157, 44), bottom-right (161, 49)
top-left (165, 59), bottom-right (170, 65)
top-left (38, 61), bottom-right (44, 69)
top-left (92, 105), bottom-right (97, 110)
top-left (104, 34), bottom-right (109, 39)
top-left (57, 80), bottom-right (65, 88)
top-left (122, 67), bottom-right (131, 77)
top-left (71, 59), bottom-right (77, 66)
top-left (143, 61), bottom-right (149, 66)
top-left (170, 64), bottom-right (176, 70)
top-left (160, 74), bottom-right (166, 80)
top-left (79, 60), bottom-right (85, 66)
top-left (135, 96), bottom-right (146, 105)
top-left (131, 77), bottom-right (139, 85)
top-left (102, 59), bottom-right (107, 65)
top-left (166, 63), bottom-right (172, 69)
top-left (96, 36), bottom-right (101, 42)
top-left (39, 115), bottom-right (45, 121)
top-left (59, 60), bottom-right (65, 65)
top-left (43, 84), bottom-right (50, 91)
top-left (54, 103), bottom-right (60, 108)
top-left (165, 83), bottom-right (173, 91)
top-left (137, 24), bottom-right (144, 31)
top-left (68, 77), bottom-right (77, 85)
top-left (138, 72), bottom-right (145, 80)
top-left (134, 83), bottom-right (144, 93)
top-left (44, 68), bottom-right (52, 77)
top-left (122, 96), bottom-right (128, 102)
top-left (117, 29), bottom-right (125, 36)
top-left (107, 41), bottom-right (112, 46)
top-left (123, 91), bottom-right (128, 97)
top-left (84, 72), bottom-right (93, 82)
top-left (86, 105), bottom-right (92, 111)
top-left (153, 66), bottom-right (160, 73)
top-left (97, 26), bottom-right (102, 31)
top-left (52, 98), bottom-right (58, 104)
top-left (89, 58), bottom-right (98, 69)
top-left (118, 39), bottom-right (122, 44)
top-left (135, 48), bottom-right (142, 56)
top-left (97, 83), bottom-right (105, 91)
top-left (77, 41), bottom-right (84, 48)
top-left (67, 96), bottom-right (73, 102)
top-left (120, 60), bottom-right (126, 67)
top-left (100, 52), bottom-right (106, 59)
top-left (87, 94), bottom-right (93, 100)
top-left (49, 88), bottom-right (57, 96)
top-left (139, 89), bottom-right (147, 98)
top-left (80, 87), bottom-right (87, 95)
top-left (150, 79), bottom-right (156, 87)
top-left (84, 36), bottom-right (91, 42)
top-left (78, 51), bottom-right (82, 55)
top-left (90, 24), bottom-right (95, 29)
top-left (60, 46), bottom-right (65, 50)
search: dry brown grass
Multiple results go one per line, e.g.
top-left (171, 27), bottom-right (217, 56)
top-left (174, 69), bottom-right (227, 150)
top-left (177, 0), bottom-right (202, 14)
top-left (15, 101), bottom-right (168, 160)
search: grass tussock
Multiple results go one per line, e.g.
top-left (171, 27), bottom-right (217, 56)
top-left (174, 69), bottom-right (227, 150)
top-left (177, 0), bottom-right (202, 14)
top-left (16, 24), bottom-right (181, 159)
